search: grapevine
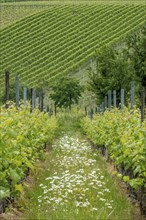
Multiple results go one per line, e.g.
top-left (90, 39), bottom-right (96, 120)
top-left (81, 108), bottom-right (146, 190)
top-left (0, 105), bottom-right (59, 201)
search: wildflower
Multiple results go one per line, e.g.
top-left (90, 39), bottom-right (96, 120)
top-left (75, 201), bottom-right (82, 207)
top-left (45, 177), bottom-right (52, 180)
top-left (98, 192), bottom-right (103, 195)
top-left (42, 185), bottom-right (47, 189)
top-left (44, 189), bottom-right (49, 194)
top-left (92, 207), bottom-right (98, 211)
top-left (108, 206), bottom-right (113, 209)
top-left (99, 198), bottom-right (106, 202)
top-left (100, 176), bottom-right (104, 179)
top-left (104, 188), bottom-right (110, 193)
top-left (105, 203), bottom-right (111, 206)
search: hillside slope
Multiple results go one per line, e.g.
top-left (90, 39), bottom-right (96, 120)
top-left (0, 4), bottom-right (145, 88)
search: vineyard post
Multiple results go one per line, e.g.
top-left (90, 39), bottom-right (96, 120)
top-left (38, 92), bottom-right (41, 110)
top-left (104, 96), bottom-right (107, 110)
top-left (30, 88), bottom-right (33, 113)
top-left (100, 103), bottom-right (102, 113)
top-left (41, 91), bottom-right (44, 112)
top-left (34, 89), bottom-right (36, 109)
top-left (16, 75), bottom-right (19, 108)
top-left (108, 90), bottom-right (112, 111)
top-left (32, 88), bottom-right (36, 109)
top-left (5, 70), bottom-right (10, 108)
top-left (113, 90), bottom-right (116, 108)
top-left (23, 87), bottom-right (27, 106)
top-left (141, 87), bottom-right (145, 123)
top-left (131, 81), bottom-right (135, 109)
top-left (32, 88), bottom-right (34, 109)
top-left (102, 101), bottom-right (105, 112)
top-left (121, 89), bottom-right (124, 110)
top-left (90, 108), bottom-right (93, 120)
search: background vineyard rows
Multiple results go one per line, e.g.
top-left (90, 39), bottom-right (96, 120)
top-left (0, 4), bottom-right (50, 29)
top-left (0, 0), bottom-right (145, 3)
top-left (0, 3), bottom-right (145, 89)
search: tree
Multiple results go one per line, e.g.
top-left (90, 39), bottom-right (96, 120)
top-left (88, 46), bottom-right (134, 105)
top-left (50, 76), bottom-right (83, 110)
top-left (87, 26), bottom-right (146, 105)
top-left (126, 26), bottom-right (146, 88)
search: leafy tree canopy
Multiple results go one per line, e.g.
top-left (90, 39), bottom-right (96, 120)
top-left (50, 76), bottom-right (83, 110)
top-left (126, 25), bottom-right (146, 87)
top-left (88, 26), bottom-right (146, 105)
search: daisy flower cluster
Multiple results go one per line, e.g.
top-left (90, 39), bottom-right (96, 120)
top-left (37, 135), bottom-right (114, 215)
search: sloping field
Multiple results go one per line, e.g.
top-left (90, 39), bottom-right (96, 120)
top-left (0, 0), bottom-right (145, 3)
top-left (1, 0), bottom-right (145, 29)
top-left (0, 4), bottom-right (145, 88)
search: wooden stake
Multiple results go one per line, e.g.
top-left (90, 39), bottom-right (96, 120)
top-left (141, 87), bottom-right (145, 123)
top-left (16, 75), bottom-right (19, 108)
top-left (5, 71), bottom-right (10, 108)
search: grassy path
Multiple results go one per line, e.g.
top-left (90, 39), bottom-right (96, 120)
top-left (19, 133), bottom-right (135, 220)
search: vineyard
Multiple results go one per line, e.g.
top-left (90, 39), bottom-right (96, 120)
top-left (1, 106), bottom-right (146, 219)
top-left (0, 4), bottom-right (50, 29)
top-left (81, 109), bottom-right (146, 189)
top-left (0, 0), bottom-right (146, 219)
top-left (81, 108), bottom-right (146, 214)
top-left (0, 3), bottom-right (145, 88)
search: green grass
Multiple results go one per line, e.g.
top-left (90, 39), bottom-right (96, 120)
top-left (0, 3), bottom-right (145, 89)
top-left (20, 134), bottom-right (136, 220)
top-left (56, 108), bottom-right (85, 134)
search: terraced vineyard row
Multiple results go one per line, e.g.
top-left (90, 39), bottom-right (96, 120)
top-left (0, 4), bottom-right (145, 88)
top-left (1, 0), bottom-right (145, 4)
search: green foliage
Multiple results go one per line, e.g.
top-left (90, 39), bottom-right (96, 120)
top-left (0, 106), bottom-right (59, 201)
top-left (88, 26), bottom-right (145, 105)
top-left (88, 46), bottom-right (135, 104)
top-left (81, 108), bottom-right (146, 189)
top-left (50, 76), bottom-right (83, 110)
top-left (0, 4), bottom-right (145, 88)
top-left (57, 108), bottom-right (85, 134)
top-left (126, 25), bottom-right (146, 87)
